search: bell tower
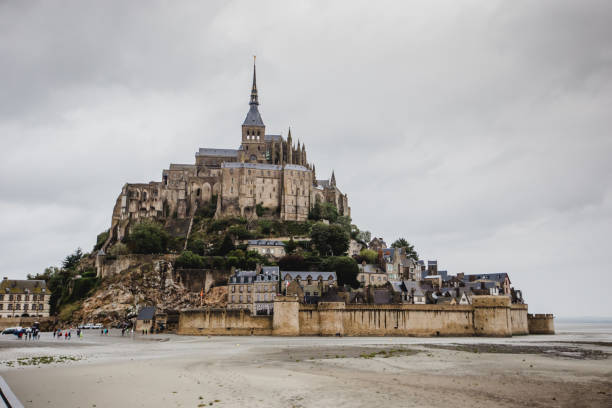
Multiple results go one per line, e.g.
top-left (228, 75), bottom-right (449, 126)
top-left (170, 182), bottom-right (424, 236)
top-left (242, 57), bottom-right (266, 163)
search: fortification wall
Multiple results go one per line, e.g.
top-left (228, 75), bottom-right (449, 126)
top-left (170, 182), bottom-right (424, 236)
top-left (178, 297), bottom-right (548, 337)
top-left (340, 305), bottom-right (474, 336)
top-left (473, 296), bottom-right (512, 337)
top-left (97, 254), bottom-right (177, 278)
top-left (528, 313), bottom-right (555, 334)
top-left (298, 305), bottom-right (320, 335)
top-left (510, 304), bottom-right (529, 335)
top-left (178, 309), bottom-right (272, 335)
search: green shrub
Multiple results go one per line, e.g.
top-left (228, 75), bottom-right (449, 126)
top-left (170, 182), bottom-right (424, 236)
top-left (126, 220), bottom-right (170, 254)
top-left (109, 242), bottom-right (129, 256)
top-left (175, 251), bottom-right (205, 269)
top-left (94, 230), bottom-right (109, 251)
top-left (321, 256), bottom-right (359, 288)
top-left (359, 249), bottom-right (379, 264)
top-left (256, 203), bottom-right (265, 217)
top-left (58, 302), bottom-right (81, 322)
top-left (310, 223), bottom-right (349, 256)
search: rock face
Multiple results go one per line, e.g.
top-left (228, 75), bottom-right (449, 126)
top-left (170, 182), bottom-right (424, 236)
top-left (75, 258), bottom-right (227, 326)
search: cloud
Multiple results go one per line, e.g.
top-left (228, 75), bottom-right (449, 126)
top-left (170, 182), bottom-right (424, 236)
top-left (1, 0), bottom-right (611, 317)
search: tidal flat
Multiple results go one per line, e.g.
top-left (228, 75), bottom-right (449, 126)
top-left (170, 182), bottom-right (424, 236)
top-left (1, 323), bottom-right (611, 407)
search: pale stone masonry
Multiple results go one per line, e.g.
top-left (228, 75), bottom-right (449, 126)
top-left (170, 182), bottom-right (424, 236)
top-left (0, 278), bottom-right (51, 318)
top-left (105, 62), bottom-right (349, 244)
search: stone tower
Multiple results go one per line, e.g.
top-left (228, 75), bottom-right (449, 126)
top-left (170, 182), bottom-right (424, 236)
top-left (241, 58), bottom-right (266, 163)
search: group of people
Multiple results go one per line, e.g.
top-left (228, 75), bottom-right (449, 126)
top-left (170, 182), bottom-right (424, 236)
top-left (53, 328), bottom-right (84, 339)
top-left (18, 327), bottom-right (40, 340)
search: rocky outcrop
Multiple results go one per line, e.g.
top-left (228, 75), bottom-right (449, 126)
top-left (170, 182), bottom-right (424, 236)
top-left (74, 258), bottom-right (228, 326)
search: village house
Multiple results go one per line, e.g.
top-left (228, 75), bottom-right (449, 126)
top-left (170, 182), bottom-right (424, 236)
top-left (0, 278), bottom-right (51, 318)
top-left (368, 237), bottom-right (387, 251)
top-left (281, 271), bottom-right (337, 300)
top-left (227, 266), bottom-right (280, 314)
top-left (246, 240), bottom-right (286, 259)
top-left (348, 239), bottom-right (365, 256)
top-left (135, 306), bottom-right (156, 333)
top-left (357, 263), bottom-right (387, 286)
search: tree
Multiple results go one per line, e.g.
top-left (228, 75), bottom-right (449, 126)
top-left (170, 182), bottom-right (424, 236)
top-left (175, 251), bottom-right (205, 269)
top-left (321, 256), bottom-right (359, 288)
top-left (278, 254), bottom-right (307, 271)
top-left (359, 249), bottom-right (378, 264)
top-left (391, 238), bottom-right (419, 260)
top-left (94, 230), bottom-right (109, 251)
top-left (62, 248), bottom-right (83, 270)
top-left (310, 223), bottom-right (349, 256)
top-left (126, 220), bottom-right (170, 254)
top-left (284, 238), bottom-right (297, 254)
top-left (308, 202), bottom-right (339, 223)
top-left (356, 230), bottom-right (371, 244)
top-left (216, 234), bottom-right (235, 256)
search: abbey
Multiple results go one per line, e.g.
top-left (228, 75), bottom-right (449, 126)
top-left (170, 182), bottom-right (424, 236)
top-left (108, 62), bottom-right (349, 241)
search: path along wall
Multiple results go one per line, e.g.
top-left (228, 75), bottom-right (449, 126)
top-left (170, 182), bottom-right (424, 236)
top-left (178, 296), bottom-right (542, 337)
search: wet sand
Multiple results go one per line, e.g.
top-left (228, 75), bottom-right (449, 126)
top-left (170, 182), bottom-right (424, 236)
top-left (1, 326), bottom-right (611, 408)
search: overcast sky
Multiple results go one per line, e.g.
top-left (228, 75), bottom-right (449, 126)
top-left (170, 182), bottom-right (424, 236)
top-left (1, 0), bottom-right (611, 317)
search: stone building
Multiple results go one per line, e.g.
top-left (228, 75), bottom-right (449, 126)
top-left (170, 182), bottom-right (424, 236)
top-left (357, 263), bottom-right (387, 286)
top-left (0, 278), bottom-right (51, 318)
top-left (227, 266), bottom-right (279, 315)
top-left (246, 240), bottom-right (286, 259)
top-left (105, 61), bottom-right (350, 244)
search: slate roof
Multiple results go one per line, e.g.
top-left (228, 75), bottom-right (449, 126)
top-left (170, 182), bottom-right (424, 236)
top-left (1, 279), bottom-right (49, 294)
top-left (137, 306), bottom-right (155, 320)
top-left (282, 271), bottom-right (337, 281)
top-left (317, 180), bottom-right (330, 188)
top-left (248, 240), bottom-right (285, 247)
top-left (196, 148), bottom-right (239, 157)
top-left (463, 273), bottom-right (509, 284)
top-left (373, 289), bottom-right (392, 305)
top-left (264, 134), bottom-right (282, 141)
top-left (243, 104), bottom-right (264, 126)
top-left (222, 162), bottom-right (281, 170)
top-left (284, 164), bottom-right (310, 172)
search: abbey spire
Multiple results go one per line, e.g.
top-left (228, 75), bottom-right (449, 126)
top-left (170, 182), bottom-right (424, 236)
top-left (242, 57), bottom-right (264, 127)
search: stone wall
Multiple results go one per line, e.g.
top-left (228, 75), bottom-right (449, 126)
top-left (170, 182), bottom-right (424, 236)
top-left (0, 317), bottom-right (55, 331)
top-left (528, 313), bottom-right (555, 334)
top-left (511, 304), bottom-right (529, 335)
top-left (473, 296), bottom-right (512, 337)
top-left (97, 254), bottom-right (177, 278)
top-left (178, 296), bottom-right (544, 337)
top-left (173, 269), bottom-right (228, 294)
top-left (178, 309), bottom-right (272, 335)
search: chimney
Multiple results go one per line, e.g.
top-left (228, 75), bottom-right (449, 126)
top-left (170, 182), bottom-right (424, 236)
top-left (256, 263), bottom-right (262, 274)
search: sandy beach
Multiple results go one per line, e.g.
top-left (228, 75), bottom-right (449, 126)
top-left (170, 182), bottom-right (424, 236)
top-left (1, 323), bottom-right (611, 408)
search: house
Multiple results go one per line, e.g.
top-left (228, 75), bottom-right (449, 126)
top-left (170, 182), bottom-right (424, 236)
top-left (463, 273), bottom-right (511, 295)
top-left (349, 239), bottom-right (365, 256)
top-left (247, 240), bottom-right (286, 259)
top-left (228, 266), bottom-right (280, 314)
top-left (381, 248), bottom-right (405, 281)
top-left (368, 237), bottom-right (387, 251)
top-left (282, 271), bottom-right (337, 301)
top-left (0, 278), bottom-right (51, 318)
top-left (357, 263), bottom-right (387, 286)
top-left (136, 306), bottom-right (156, 333)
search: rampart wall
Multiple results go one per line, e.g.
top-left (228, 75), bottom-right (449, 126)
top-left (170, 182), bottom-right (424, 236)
top-left (178, 309), bottom-right (272, 335)
top-left (528, 313), bottom-right (555, 334)
top-left (178, 296), bottom-right (549, 337)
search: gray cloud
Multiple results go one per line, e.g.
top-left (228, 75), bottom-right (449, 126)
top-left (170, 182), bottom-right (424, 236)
top-left (1, 0), bottom-right (611, 317)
